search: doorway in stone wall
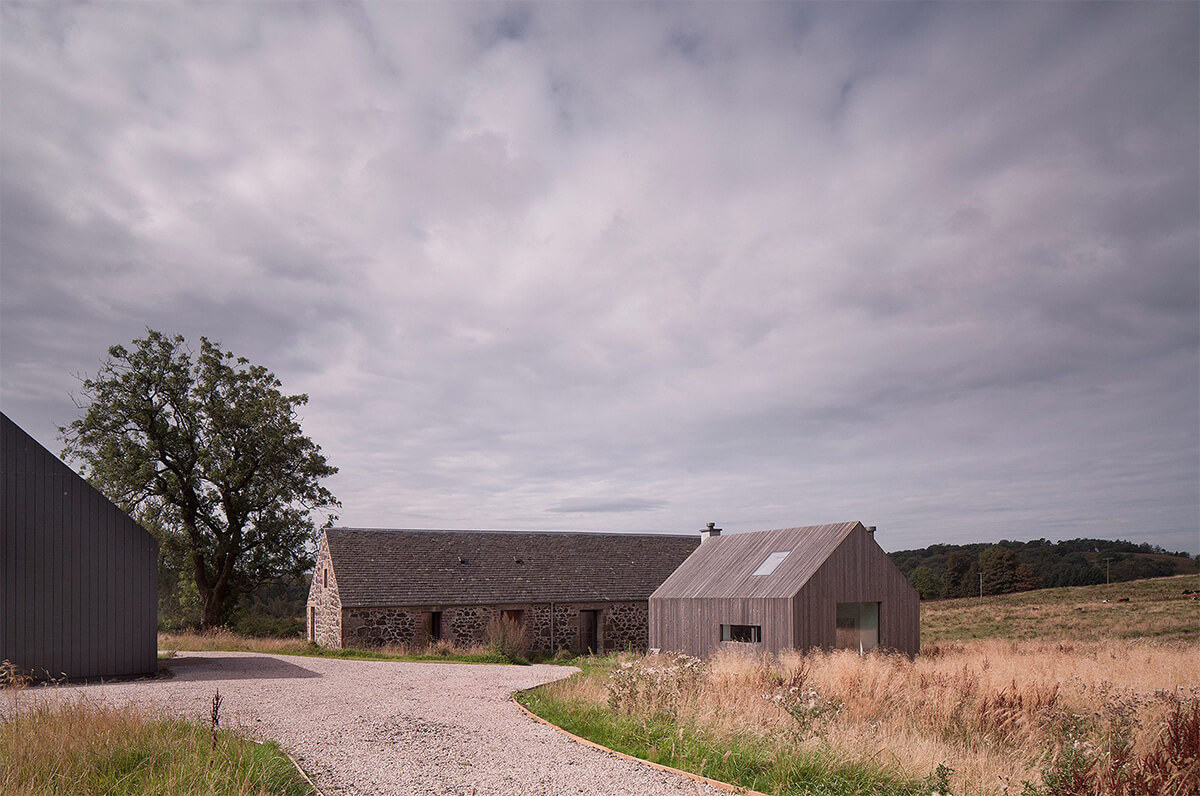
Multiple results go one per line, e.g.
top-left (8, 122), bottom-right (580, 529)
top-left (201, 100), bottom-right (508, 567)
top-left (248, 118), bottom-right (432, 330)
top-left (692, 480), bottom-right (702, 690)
top-left (420, 610), bottom-right (442, 644)
top-left (579, 609), bottom-right (600, 653)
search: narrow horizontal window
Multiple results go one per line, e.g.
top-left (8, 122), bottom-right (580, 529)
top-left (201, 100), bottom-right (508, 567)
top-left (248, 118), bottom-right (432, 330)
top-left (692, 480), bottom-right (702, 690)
top-left (720, 624), bottom-right (762, 643)
top-left (751, 550), bottom-right (790, 576)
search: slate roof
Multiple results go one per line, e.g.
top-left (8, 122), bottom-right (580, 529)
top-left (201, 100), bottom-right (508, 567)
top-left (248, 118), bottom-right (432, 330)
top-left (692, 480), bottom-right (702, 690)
top-left (651, 522), bottom-right (863, 600)
top-left (324, 527), bottom-right (701, 607)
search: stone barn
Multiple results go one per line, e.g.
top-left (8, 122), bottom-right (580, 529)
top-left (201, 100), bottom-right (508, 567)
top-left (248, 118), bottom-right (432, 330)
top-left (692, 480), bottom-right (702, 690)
top-left (650, 521), bottom-right (919, 657)
top-left (307, 527), bottom-right (698, 654)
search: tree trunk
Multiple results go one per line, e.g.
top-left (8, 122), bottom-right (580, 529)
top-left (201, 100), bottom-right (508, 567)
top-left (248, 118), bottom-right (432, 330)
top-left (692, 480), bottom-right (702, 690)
top-left (201, 596), bottom-right (224, 630)
top-left (200, 576), bottom-right (231, 629)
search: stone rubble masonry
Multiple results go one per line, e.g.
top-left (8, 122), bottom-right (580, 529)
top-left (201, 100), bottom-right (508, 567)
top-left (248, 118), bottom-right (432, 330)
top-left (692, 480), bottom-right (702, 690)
top-left (320, 597), bottom-right (652, 654)
top-left (306, 536), bottom-right (656, 653)
top-left (306, 537), bottom-right (343, 648)
top-left (604, 601), bottom-right (649, 650)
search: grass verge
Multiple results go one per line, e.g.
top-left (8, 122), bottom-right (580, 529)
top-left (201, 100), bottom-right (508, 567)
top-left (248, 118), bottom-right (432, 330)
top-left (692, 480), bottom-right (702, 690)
top-left (515, 658), bottom-right (932, 796)
top-left (0, 695), bottom-right (315, 796)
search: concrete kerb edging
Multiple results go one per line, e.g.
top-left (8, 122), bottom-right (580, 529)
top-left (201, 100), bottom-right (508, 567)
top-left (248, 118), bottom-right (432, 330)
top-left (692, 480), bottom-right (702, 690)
top-left (511, 696), bottom-right (769, 796)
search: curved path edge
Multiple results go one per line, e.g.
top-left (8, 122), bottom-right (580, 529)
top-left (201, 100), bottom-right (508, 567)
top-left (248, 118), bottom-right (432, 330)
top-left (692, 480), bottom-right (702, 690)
top-left (511, 695), bottom-right (769, 796)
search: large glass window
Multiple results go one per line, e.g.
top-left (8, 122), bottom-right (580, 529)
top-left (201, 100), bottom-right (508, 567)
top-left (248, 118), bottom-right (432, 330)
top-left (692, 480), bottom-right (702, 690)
top-left (720, 624), bottom-right (762, 643)
top-left (835, 602), bottom-right (879, 653)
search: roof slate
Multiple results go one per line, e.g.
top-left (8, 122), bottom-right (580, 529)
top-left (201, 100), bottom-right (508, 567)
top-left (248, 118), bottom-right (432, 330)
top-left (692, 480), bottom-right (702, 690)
top-left (651, 522), bottom-right (863, 600)
top-left (324, 527), bottom-right (701, 607)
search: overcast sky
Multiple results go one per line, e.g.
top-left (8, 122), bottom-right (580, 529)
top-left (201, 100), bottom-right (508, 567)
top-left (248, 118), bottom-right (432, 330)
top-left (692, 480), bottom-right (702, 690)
top-left (2, 2), bottom-right (1197, 554)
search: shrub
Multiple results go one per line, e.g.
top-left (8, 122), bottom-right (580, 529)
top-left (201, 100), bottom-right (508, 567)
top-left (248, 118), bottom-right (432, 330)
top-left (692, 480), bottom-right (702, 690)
top-left (485, 616), bottom-right (530, 665)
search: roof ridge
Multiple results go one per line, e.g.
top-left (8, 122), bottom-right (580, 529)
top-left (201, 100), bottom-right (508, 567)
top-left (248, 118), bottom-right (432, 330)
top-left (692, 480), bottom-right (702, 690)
top-left (327, 526), bottom-right (696, 538)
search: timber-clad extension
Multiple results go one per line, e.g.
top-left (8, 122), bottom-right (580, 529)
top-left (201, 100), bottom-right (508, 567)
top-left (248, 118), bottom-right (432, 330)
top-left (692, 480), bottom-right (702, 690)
top-left (307, 527), bottom-right (699, 654)
top-left (650, 522), bottom-right (919, 657)
top-left (1, 412), bottom-right (158, 680)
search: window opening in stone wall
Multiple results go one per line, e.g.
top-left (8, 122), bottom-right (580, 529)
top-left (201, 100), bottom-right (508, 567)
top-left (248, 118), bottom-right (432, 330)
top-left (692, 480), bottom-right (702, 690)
top-left (750, 551), bottom-right (790, 576)
top-left (323, 568), bottom-right (328, 588)
top-left (501, 609), bottom-right (525, 625)
top-left (835, 602), bottom-right (879, 653)
top-left (720, 624), bottom-right (762, 643)
top-left (309, 607), bottom-right (316, 642)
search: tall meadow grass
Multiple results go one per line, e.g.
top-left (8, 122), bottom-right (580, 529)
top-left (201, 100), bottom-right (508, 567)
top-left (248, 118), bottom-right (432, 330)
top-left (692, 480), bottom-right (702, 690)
top-left (0, 689), bottom-right (313, 796)
top-left (541, 639), bottom-right (1200, 795)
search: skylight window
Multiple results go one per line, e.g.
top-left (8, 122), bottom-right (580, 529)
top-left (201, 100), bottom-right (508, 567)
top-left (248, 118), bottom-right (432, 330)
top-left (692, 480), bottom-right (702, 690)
top-left (751, 550), bottom-right (790, 576)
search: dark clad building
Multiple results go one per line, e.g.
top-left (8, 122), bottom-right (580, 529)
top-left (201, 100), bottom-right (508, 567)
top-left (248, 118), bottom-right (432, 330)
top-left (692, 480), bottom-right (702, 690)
top-left (308, 527), bottom-right (699, 654)
top-left (650, 521), bottom-right (919, 657)
top-left (1, 412), bottom-right (158, 680)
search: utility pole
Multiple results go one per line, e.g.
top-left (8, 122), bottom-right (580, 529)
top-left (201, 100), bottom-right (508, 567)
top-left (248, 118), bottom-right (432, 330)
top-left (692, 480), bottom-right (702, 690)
top-left (1102, 557), bottom-right (1112, 586)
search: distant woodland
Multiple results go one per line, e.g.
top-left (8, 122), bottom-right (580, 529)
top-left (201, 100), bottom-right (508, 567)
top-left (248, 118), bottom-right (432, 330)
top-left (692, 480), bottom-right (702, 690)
top-left (889, 538), bottom-right (1197, 599)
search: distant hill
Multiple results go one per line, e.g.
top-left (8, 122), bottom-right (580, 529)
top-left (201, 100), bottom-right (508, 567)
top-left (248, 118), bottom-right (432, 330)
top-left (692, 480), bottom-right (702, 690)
top-left (888, 537), bottom-right (1196, 599)
top-left (919, 573), bottom-right (1200, 644)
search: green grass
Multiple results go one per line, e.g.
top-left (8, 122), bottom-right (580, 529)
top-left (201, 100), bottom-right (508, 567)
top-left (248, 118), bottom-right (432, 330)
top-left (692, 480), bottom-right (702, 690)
top-left (516, 659), bottom-right (932, 796)
top-left (0, 697), bottom-right (315, 796)
top-left (921, 573), bottom-right (1200, 645)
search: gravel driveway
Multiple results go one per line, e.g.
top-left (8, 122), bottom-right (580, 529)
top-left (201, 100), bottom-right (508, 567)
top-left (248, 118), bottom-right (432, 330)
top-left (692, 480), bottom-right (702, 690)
top-left (14, 652), bottom-right (725, 796)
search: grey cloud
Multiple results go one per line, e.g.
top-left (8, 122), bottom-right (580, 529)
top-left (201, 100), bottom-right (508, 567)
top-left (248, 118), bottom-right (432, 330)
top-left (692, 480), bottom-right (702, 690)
top-left (547, 498), bottom-right (667, 514)
top-left (2, 2), bottom-right (1195, 553)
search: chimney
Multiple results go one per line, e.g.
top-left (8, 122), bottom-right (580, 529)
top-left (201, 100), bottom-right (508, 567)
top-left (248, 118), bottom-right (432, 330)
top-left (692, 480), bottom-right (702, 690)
top-left (700, 522), bottom-right (722, 542)
top-left (866, 525), bottom-right (877, 537)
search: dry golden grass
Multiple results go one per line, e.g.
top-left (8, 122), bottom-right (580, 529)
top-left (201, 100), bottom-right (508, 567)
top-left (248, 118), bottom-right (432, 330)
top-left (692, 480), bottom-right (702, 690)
top-left (157, 628), bottom-right (503, 662)
top-left (554, 576), bottom-right (1200, 796)
top-left (0, 689), bottom-right (314, 796)
top-left (594, 640), bottom-right (1200, 795)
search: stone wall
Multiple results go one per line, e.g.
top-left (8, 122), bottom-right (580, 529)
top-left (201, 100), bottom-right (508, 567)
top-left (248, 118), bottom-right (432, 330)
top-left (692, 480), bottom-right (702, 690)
top-left (306, 539), bottom-right (343, 648)
top-left (344, 607), bottom-right (419, 646)
top-left (604, 601), bottom-right (650, 652)
top-left (338, 600), bottom-right (653, 654)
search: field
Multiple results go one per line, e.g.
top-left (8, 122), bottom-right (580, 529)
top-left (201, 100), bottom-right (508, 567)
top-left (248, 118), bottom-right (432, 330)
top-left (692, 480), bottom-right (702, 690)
top-left (922, 574), bottom-right (1200, 644)
top-left (518, 574), bottom-right (1200, 796)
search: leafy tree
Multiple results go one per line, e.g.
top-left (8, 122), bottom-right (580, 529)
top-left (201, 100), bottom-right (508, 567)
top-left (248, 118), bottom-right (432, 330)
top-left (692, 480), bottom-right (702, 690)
top-left (942, 552), bottom-right (973, 598)
top-left (963, 560), bottom-right (981, 599)
top-left (980, 546), bottom-right (1019, 595)
top-left (1013, 562), bottom-right (1041, 592)
top-left (908, 565), bottom-right (943, 600)
top-left (61, 330), bottom-right (339, 628)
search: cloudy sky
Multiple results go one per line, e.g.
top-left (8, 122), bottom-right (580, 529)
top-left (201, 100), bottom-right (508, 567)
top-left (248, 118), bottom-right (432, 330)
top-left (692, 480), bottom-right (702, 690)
top-left (2, 2), bottom-right (1197, 553)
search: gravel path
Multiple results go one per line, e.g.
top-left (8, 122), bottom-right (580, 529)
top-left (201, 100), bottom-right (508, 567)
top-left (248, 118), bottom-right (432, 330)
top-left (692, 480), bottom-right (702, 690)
top-left (12, 652), bottom-right (725, 796)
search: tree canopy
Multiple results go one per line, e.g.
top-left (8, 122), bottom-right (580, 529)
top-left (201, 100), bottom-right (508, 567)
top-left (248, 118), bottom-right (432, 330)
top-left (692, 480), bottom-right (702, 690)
top-left (890, 536), bottom-right (1195, 600)
top-left (61, 330), bottom-right (339, 628)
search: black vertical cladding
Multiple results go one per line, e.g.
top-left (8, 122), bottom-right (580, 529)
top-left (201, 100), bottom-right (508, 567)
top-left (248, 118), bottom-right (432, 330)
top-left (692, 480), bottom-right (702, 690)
top-left (0, 412), bottom-right (158, 679)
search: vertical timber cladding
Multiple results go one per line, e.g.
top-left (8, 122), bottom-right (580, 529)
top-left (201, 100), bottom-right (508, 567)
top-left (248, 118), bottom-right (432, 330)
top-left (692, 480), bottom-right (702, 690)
top-left (0, 413), bottom-right (159, 680)
top-left (794, 525), bottom-right (920, 655)
top-left (649, 595), bottom-right (792, 658)
top-left (650, 522), bottom-right (919, 657)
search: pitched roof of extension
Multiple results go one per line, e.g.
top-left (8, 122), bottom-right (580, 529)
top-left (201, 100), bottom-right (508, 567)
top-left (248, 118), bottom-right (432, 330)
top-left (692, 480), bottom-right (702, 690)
top-left (651, 521), bottom-right (864, 600)
top-left (324, 527), bottom-right (701, 607)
